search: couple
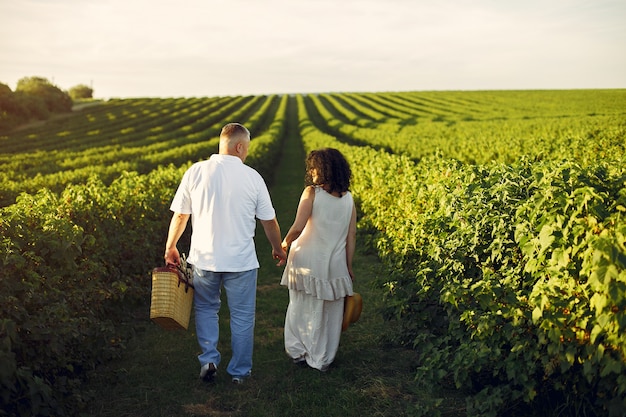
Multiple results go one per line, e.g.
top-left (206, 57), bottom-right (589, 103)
top-left (163, 123), bottom-right (357, 384)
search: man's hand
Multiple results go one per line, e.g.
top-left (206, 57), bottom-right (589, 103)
top-left (273, 247), bottom-right (287, 267)
top-left (164, 247), bottom-right (181, 266)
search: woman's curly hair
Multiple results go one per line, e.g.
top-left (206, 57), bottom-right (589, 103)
top-left (304, 148), bottom-right (351, 196)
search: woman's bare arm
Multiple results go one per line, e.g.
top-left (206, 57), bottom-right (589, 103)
top-left (281, 186), bottom-right (315, 251)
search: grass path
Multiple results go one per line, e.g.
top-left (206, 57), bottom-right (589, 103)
top-left (84, 99), bottom-right (465, 416)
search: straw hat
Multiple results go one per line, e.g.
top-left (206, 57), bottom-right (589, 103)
top-left (342, 293), bottom-right (363, 331)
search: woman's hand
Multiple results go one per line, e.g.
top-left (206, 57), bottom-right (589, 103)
top-left (273, 248), bottom-right (287, 266)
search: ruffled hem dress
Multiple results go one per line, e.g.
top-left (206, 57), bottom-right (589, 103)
top-left (280, 187), bottom-right (354, 370)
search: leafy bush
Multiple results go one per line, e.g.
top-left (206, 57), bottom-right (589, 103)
top-left (0, 76), bottom-right (74, 132)
top-left (295, 92), bottom-right (626, 415)
top-left (0, 110), bottom-right (285, 414)
top-left (2, 90), bottom-right (624, 417)
top-left (0, 167), bottom-right (184, 416)
top-left (68, 84), bottom-right (93, 100)
top-left (355, 155), bottom-right (626, 416)
top-left (16, 77), bottom-right (72, 113)
top-left (0, 83), bottom-right (33, 131)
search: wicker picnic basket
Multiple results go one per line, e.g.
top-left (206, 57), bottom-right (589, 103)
top-left (150, 264), bottom-right (194, 330)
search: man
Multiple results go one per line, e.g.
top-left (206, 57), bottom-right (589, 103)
top-left (164, 122), bottom-right (286, 384)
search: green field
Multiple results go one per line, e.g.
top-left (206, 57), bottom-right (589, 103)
top-left (1, 90), bottom-right (625, 416)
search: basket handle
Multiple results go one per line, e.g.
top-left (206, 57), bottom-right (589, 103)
top-left (163, 262), bottom-right (194, 292)
top-left (175, 264), bottom-right (194, 292)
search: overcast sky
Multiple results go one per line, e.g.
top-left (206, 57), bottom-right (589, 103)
top-left (1, 0), bottom-right (625, 98)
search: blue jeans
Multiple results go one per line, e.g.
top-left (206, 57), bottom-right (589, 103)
top-left (193, 268), bottom-right (257, 378)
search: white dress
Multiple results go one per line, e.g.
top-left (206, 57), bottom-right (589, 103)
top-left (280, 187), bottom-right (354, 370)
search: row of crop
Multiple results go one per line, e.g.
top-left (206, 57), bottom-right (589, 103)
top-left (388, 114), bottom-right (626, 165)
top-left (393, 89), bottom-right (626, 120)
top-left (386, 91), bottom-right (497, 118)
top-left (3, 91), bottom-right (622, 205)
top-left (359, 157), bottom-right (626, 417)
top-left (0, 95), bottom-right (280, 206)
top-left (0, 97), bottom-right (288, 416)
top-left (0, 96), bottom-right (254, 178)
top-left (309, 92), bottom-right (626, 166)
top-left (0, 168), bottom-right (183, 416)
top-left (381, 92), bottom-right (475, 119)
top-left (12, 96), bottom-right (245, 153)
top-left (244, 94), bottom-right (289, 182)
top-left (1, 89), bottom-right (623, 415)
top-left (349, 92), bottom-right (453, 120)
top-left (295, 94), bottom-right (626, 416)
top-left (0, 97), bottom-right (207, 154)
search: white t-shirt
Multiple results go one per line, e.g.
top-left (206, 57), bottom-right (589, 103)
top-left (170, 154), bottom-right (276, 272)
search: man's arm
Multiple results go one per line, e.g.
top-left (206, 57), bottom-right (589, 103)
top-left (164, 212), bottom-right (190, 266)
top-left (260, 217), bottom-right (287, 266)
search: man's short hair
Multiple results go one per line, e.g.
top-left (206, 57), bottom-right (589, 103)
top-left (221, 123), bottom-right (250, 142)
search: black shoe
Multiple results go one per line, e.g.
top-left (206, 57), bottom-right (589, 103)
top-left (199, 363), bottom-right (216, 382)
top-left (293, 357), bottom-right (307, 366)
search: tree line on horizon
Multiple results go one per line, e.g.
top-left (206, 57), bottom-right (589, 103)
top-left (0, 76), bottom-right (93, 132)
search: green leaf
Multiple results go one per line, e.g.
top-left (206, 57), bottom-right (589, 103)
top-left (600, 357), bottom-right (624, 377)
top-left (590, 292), bottom-right (608, 314)
top-left (539, 225), bottom-right (555, 251)
top-left (590, 324), bottom-right (604, 344)
top-left (532, 306), bottom-right (542, 324)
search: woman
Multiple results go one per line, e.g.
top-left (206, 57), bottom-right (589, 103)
top-left (280, 148), bottom-right (357, 372)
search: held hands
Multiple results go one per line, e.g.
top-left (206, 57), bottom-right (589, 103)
top-left (273, 246), bottom-right (287, 267)
top-left (273, 239), bottom-right (291, 266)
